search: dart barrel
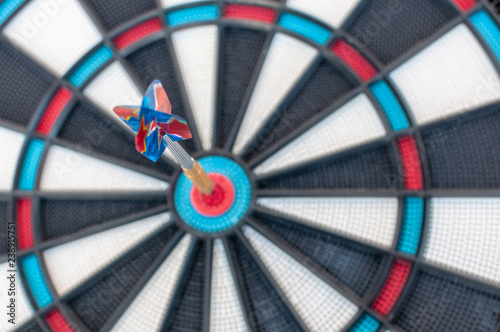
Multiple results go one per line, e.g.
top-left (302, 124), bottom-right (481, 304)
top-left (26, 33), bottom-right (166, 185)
top-left (182, 159), bottom-right (215, 195)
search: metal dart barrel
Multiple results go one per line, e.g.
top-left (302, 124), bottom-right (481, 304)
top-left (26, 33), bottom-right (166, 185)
top-left (163, 135), bottom-right (214, 195)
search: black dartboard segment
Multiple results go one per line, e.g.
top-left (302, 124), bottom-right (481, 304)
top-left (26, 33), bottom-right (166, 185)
top-left (422, 105), bottom-right (500, 189)
top-left (163, 241), bottom-right (206, 332)
top-left (68, 224), bottom-right (178, 331)
top-left (258, 144), bottom-right (401, 190)
top-left (0, 40), bottom-right (54, 127)
top-left (0, 201), bottom-right (9, 255)
top-left (227, 235), bottom-right (304, 332)
top-left (81, 0), bottom-right (157, 31)
top-left (251, 212), bottom-right (388, 298)
top-left (346, 0), bottom-right (458, 64)
top-left (217, 27), bottom-right (268, 148)
top-left (242, 59), bottom-right (358, 161)
top-left (393, 270), bottom-right (500, 332)
top-left (39, 197), bottom-right (167, 240)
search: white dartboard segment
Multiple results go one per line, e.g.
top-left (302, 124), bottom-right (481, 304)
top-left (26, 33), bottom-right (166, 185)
top-left (424, 198), bottom-right (500, 285)
top-left (286, 0), bottom-right (363, 29)
top-left (84, 61), bottom-right (143, 129)
top-left (390, 24), bottom-right (500, 125)
top-left (111, 235), bottom-right (193, 332)
top-left (243, 226), bottom-right (358, 332)
top-left (257, 197), bottom-right (399, 249)
top-left (254, 94), bottom-right (386, 176)
top-left (232, 33), bottom-right (318, 155)
top-left (3, 0), bottom-right (102, 76)
top-left (161, 0), bottom-right (208, 8)
top-left (210, 239), bottom-right (248, 332)
top-left (0, 263), bottom-right (34, 331)
top-left (39, 145), bottom-right (169, 192)
top-left (172, 25), bottom-right (218, 150)
top-left (43, 212), bottom-right (171, 295)
top-left (0, 126), bottom-right (24, 191)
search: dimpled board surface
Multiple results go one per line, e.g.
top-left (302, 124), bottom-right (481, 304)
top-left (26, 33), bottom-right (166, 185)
top-left (1, 1), bottom-right (500, 331)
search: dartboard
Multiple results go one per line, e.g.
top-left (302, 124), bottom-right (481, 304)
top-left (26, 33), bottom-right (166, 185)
top-left (1, 0), bottom-right (500, 331)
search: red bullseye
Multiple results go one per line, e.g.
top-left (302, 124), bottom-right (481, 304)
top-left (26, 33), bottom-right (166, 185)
top-left (190, 173), bottom-right (235, 217)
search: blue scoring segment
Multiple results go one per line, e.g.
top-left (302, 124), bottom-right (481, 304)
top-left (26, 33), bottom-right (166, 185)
top-left (348, 313), bottom-right (380, 332)
top-left (279, 13), bottom-right (331, 45)
top-left (470, 10), bottom-right (500, 64)
top-left (68, 45), bottom-right (113, 87)
top-left (18, 139), bottom-right (45, 191)
top-left (0, 0), bottom-right (24, 26)
top-left (371, 81), bottom-right (409, 131)
top-left (167, 5), bottom-right (218, 27)
top-left (398, 197), bottom-right (424, 255)
top-left (174, 156), bottom-right (251, 233)
top-left (22, 254), bottom-right (53, 308)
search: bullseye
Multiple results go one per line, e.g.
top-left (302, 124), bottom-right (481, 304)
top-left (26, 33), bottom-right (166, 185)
top-left (190, 173), bottom-right (235, 217)
top-left (174, 156), bottom-right (251, 233)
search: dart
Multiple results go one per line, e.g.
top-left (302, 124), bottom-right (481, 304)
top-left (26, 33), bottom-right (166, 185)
top-left (113, 80), bottom-right (214, 195)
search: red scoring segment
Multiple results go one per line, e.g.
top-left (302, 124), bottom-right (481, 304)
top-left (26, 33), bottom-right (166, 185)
top-left (36, 87), bottom-right (73, 135)
top-left (331, 39), bottom-right (377, 81)
top-left (451, 0), bottom-right (476, 12)
top-left (46, 310), bottom-right (75, 332)
top-left (191, 173), bottom-right (235, 217)
top-left (398, 136), bottom-right (424, 190)
top-left (224, 4), bottom-right (276, 23)
top-left (372, 259), bottom-right (412, 316)
top-left (114, 18), bottom-right (163, 50)
top-left (16, 198), bottom-right (34, 250)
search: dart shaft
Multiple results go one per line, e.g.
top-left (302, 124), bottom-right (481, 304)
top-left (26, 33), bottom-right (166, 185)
top-left (163, 136), bottom-right (214, 195)
top-left (164, 135), bottom-right (193, 169)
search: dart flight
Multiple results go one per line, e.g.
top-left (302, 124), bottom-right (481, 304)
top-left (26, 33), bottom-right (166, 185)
top-left (113, 80), bottom-right (214, 194)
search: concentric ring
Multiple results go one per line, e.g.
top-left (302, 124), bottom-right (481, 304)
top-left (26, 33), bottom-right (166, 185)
top-left (174, 156), bottom-right (251, 233)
